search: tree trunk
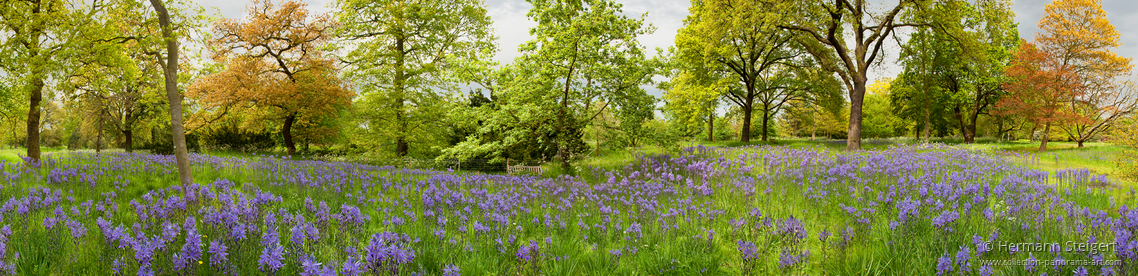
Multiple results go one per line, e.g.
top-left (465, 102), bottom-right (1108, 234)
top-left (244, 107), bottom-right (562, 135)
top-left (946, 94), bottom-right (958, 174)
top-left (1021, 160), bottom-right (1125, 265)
top-left (283, 112), bottom-right (296, 156)
top-left (996, 118), bottom-right (1005, 141)
top-left (741, 105), bottom-right (753, 143)
top-left (953, 105), bottom-right (974, 143)
top-left (923, 107), bottom-right (931, 142)
top-left (395, 102), bottom-right (408, 157)
top-left (1077, 139), bottom-right (1084, 148)
top-left (393, 26), bottom-right (410, 158)
top-left (10, 118), bottom-right (16, 149)
top-left (761, 103), bottom-right (770, 142)
top-left (152, 0), bottom-right (193, 185)
top-left (27, 76), bottom-right (44, 162)
top-left (96, 118), bottom-right (103, 154)
top-left (557, 53), bottom-right (578, 172)
top-left (1039, 123), bottom-right (1050, 152)
top-left (707, 113), bottom-right (713, 142)
top-left (124, 129), bottom-right (133, 152)
top-left (847, 78), bottom-right (866, 150)
top-left (811, 108), bottom-right (817, 140)
top-left (1029, 124), bottom-right (1038, 142)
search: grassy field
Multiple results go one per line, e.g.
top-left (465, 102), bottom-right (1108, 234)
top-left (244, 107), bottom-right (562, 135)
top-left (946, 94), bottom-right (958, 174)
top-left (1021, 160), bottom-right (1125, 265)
top-left (0, 141), bottom-right (1134, 275)
top-left (573, 138), bottom-right (1135, 187)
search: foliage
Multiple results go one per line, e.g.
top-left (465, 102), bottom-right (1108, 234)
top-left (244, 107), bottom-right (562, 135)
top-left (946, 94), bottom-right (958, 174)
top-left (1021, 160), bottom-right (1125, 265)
top-left (335, 0), bottom-right (496, 157)
top-left (1036, 0), bottom-right (1136, 147)
top-left (200, 124), bottom-right (276, 151)
top-left (996, 42), bottom-right (1083, 152)
top-left (0, 0), bottom-right (102, 161)
top-left (445, 0), bottom-right (658, 170)
top-left (674, 0), bottom-right (806, 142)
top-left (191, 0), bottom-right (352, 156)
top-left (862, 79), bottom-right (906, 138)
top-left (145, 126), bottom-right (200, 154)
top-left (1107, 117), bottom-right (1138, 179)
top-left (892, 0), bottom-right (1020, 143)
top-left (777, 0), bottom-right (926, 150)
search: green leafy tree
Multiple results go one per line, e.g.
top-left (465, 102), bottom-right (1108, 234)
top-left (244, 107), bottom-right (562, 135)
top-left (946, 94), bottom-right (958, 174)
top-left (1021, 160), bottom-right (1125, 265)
top-left (675, 0), bottom-right (805, 142)
top-left (662, 70), bottom-right (724, 141)
top-left (776, 0), bottom-right (926, 150)
top-left (446, 0), bottom-right (657, 171)
top-left (892, 0), bottom-right (1019, 143)
top-left (335, 0), bottom-right (496, 157)
top-left (0, 81), bottom-right (26, 149)
top-left (0, 0), bottom-right (102, 161)
top-left (862, 79), bottom-right (906, 138)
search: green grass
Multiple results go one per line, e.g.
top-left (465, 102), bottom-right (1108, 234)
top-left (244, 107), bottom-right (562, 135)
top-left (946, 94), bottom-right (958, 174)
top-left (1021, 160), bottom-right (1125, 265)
top-left (0, 141), bottom-right (1133, 275)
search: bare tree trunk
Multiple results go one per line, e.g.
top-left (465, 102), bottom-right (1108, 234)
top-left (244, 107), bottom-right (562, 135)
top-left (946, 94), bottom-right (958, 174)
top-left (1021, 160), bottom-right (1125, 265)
top-left (741, 105), bottom-right (753, 142)
top-left (96, 116), bottom-right (103, 154)
top-left (811, 107), bottom-right (817, 140)
top-left (1039, 123), bottom-right (1050, 152)
top-left (847, 78), bottom-right (866, 150)
top-left (27, 76), bottom-right (43, 162)
top-left (761, 103), bottom-right (770, 142)
top-left (283, 112), bottom-right (296, 156)
top-left (124, 129), bottom-right (133, 152)
top-left (1029, 124), bottom-right (1038, 142)
top-left (152, 0), bottom-right (193, 185)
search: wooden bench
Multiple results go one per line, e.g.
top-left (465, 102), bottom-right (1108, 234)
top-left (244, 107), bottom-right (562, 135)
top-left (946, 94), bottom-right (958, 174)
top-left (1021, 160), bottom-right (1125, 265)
top-left (507, 165), bottom-right (543, 175)
top-left (506, 158), bottom-right (543, 175)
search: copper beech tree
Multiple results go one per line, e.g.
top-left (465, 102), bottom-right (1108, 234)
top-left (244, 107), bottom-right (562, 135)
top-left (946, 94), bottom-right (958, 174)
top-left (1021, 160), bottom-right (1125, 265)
top-left (191, 0), bottom-right (351, 156)
top-left (996, 42), bottom-right (1083, 152)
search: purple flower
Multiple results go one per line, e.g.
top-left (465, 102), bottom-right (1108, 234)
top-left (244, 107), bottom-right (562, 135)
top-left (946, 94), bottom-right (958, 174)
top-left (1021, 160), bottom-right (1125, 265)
top-left (181, 217), bottom-right (201, 267)
top-left (1073, 266), bottom-right (1088, 276)
top-left (778, 216), bottom-right (806, 241)
top-left (342, 254), bottom-right (363, 276)
top-left (955, 246), bottom-right (970, 272)
top-left (259, 224), bottom-right (284, 274)
top-left (936, 253), bottom-right (952, 276)
top-left (300, 255), bottom-right (322, 276)
top-left (209, 240), bottom-right (228, 267)
top-left (515, 240), bottom-right (540, 261)
top-left (737, 240), bottom-right (758, 261)
top-left (1025, 253), bottom-right (1037, 272)
top-left (978, 264), bottom-right (993, 276)
top-left (443, 263), bottom-right (460, 276)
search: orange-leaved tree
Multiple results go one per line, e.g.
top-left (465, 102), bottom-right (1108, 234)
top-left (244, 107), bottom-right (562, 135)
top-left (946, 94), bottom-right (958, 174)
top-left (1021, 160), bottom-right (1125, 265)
top-left (190, 0), bottom-right (351, 156)
top-left (996, 41), bottom-right (1084, 152)
top-left (1036, 0), bottom-right (1136, 148)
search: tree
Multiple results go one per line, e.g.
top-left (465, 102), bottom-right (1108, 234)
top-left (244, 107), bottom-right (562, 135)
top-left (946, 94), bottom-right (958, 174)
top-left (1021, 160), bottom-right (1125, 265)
top-left (0, 81), bottom-right (26, 149)
top-left (0, 0), bottom-right (99, 162)
top-left (996, 42), bottom-right (1082, 152)
top-left (335, 0), bottom-right (496, 157)
top-left (862, 78), bottom-right (906, 138)
top-left (195, 0), bottom-right (351, 156)
top-left (446, 0), bottom-right (657, 171)
top-left (675, 0), bottom-right (804, 142)
top-left (1036, 0), bottom-right (1135, 147)
top-left (889, 0), bottom-right (1019, 143)
top-left (663, 71), bottom-right (723, 141)
top-left (777, 0), bottom-right (926, 150)
top-left (66, 1), bottom-right (169, 153)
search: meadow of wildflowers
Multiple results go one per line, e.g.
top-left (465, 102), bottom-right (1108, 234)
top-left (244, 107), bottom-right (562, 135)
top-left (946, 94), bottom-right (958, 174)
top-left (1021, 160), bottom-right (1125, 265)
top-left (0, 144), bottom-right (1133, 275)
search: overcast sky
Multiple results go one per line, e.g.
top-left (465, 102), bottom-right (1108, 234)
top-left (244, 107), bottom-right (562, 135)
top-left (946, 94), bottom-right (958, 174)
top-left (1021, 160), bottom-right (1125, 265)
top-left (195, 0), bottom-right (1138, 98)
